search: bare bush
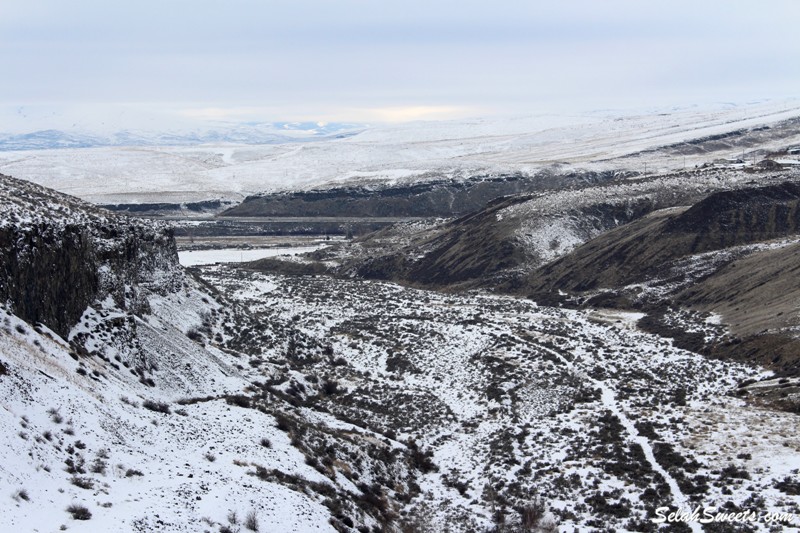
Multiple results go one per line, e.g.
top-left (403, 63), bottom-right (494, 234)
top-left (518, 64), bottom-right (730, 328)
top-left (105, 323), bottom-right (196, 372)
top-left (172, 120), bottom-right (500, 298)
top-left (70, 476), bottom-right (94, 490)
top-left (142, 400), bottom-right (171, 414)
top-left (244, 509), bottom-right (259, 531)
top-left (66, 503), bottom-right (92, 520)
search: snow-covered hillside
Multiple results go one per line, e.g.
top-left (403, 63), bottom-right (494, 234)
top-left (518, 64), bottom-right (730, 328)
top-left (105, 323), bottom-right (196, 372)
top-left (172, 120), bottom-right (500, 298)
top-left (197, 265), bottom-right (800, 531)
top-left (1, 100), bottom-right (799, 205)
top-left (0, 174), bottom-right (450, 532)
top-left (4, 247), bottom-right (799, 531)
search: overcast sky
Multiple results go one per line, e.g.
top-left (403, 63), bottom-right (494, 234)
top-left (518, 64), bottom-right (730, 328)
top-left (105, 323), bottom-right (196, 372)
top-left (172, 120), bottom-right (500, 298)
top-left (1, 0), bottom-right (798, 131)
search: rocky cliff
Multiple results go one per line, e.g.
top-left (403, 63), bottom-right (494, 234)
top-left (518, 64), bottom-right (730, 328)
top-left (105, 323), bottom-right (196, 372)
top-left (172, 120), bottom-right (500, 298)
top-left (0, 173), bottom-right (181, 338)
top-left (220, 170), bottom-right (625, 218)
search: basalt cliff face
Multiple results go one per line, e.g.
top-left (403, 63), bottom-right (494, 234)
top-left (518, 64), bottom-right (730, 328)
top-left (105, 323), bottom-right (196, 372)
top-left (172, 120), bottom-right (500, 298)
top-left (220, 170), bottom-right (626, 218)
top-left (0, 173), bottom-right (181, 338)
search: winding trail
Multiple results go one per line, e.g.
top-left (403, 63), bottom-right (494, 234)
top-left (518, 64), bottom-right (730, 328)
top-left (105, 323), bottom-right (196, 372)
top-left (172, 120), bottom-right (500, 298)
top-left (536, 341), bottom-right (703, 533)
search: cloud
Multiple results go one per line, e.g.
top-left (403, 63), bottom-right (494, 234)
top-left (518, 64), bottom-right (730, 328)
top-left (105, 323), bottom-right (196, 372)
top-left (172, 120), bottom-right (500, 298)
top-left (1, 0), bottom-right (799, 131)
top-left (177, 107), bottom-right (268, 121)
top-left (175, 105), bottom-right (483, 124)
top-left (354, 106), bottom-right (481, 122)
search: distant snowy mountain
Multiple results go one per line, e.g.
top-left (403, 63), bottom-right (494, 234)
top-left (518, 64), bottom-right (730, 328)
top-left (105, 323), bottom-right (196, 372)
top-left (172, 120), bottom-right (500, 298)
top-left (0, 122), bottom-right (365, 151)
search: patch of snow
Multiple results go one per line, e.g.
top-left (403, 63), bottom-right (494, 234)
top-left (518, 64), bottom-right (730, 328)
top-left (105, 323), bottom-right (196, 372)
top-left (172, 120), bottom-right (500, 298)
top-left (178, 245), bottom-right (329, 267)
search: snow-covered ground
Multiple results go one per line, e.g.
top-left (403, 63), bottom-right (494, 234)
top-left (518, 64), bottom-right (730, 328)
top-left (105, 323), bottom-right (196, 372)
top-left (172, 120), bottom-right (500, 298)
top-left (2, 100), bottom-right (799, 204)
top-left (178, 245), bottom-right (331, 267)
top-left (3, 245), bottom-right (798, 531)
top-left (200, 266), bottom-right (800, 531)
top-left (0, 283), bottom-right (341, 532)
top-left (3, 102), bottom-right (800, 531)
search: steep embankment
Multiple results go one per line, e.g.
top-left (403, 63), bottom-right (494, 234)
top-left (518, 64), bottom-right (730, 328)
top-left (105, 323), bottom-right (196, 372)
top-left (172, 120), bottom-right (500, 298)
top-left (0, 174), bottom-right (475, 532)
top-left (0, 174), bottom-right (181, 338)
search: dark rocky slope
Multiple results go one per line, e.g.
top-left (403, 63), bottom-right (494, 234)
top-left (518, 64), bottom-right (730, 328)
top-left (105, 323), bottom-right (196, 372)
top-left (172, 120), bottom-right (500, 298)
top-left (674, 241), bottom-right (800, 379)
top-left (101, 198), bottom-right (234, 217)
top-left (524, 181), bottom-right (800, 296)
top-left (325, 169), bottom-right (792, 289)
top-left (221, 171), bottom-right (624, 218)
top-left (679, 241), bottom-right (800, 337)
top-left (0, 173), bottom-right (181, 337)
top-left (343, 194), bottom-right (657, 287)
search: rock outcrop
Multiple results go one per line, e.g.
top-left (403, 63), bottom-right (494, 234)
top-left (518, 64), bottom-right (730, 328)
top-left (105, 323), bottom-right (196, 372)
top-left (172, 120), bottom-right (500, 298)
top-left (0, 173), bottom-right (181, 338)
top-left (220, 171), bottom-right (624, 218)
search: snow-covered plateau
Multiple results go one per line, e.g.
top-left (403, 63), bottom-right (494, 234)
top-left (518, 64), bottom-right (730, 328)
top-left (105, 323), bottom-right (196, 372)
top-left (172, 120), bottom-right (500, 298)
top-left (2, 100), bottom-right (800, 205)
